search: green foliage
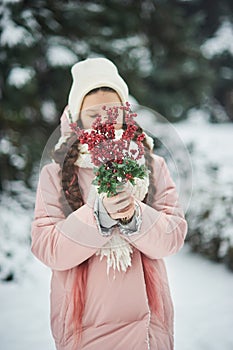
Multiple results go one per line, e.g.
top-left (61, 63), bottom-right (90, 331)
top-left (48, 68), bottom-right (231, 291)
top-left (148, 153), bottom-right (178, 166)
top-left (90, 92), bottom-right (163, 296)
top-left (93, 158), bottom-right (147, 196)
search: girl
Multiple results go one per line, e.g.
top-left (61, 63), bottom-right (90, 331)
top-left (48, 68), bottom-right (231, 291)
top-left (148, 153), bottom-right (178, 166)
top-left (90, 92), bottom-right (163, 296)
top-left (31, 57), bottom-right (188, 350)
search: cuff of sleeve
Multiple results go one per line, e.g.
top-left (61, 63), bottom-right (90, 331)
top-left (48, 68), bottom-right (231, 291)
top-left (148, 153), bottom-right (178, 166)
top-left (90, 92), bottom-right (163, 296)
top-left (93, 196), bottom-right (118, 236)
top-left (118, 201), bottom-right (142, 236)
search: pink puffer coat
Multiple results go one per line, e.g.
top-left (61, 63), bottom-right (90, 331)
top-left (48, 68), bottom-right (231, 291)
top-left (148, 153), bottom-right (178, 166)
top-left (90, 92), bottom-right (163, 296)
top-left (31, 154), bottom-right (187, 350)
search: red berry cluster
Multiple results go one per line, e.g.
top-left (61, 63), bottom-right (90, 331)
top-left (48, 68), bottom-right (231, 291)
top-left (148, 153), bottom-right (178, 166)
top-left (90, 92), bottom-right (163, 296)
top-left (69, 102), bottom-right (145, 168)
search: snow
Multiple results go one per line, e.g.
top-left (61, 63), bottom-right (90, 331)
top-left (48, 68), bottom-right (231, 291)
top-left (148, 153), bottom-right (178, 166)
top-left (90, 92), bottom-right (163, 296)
top-left (201, 20), bottom-right (233, 57)
top-left (112, 36), bottom-right (144, 54)
top-left (175, 117), bottom-right (233, 183)
top-left (46, 45), bottom-right (77, 67)
top-left (0, 185), bottom-right (34, 282)
top-left (2, 0), bottom-right (21, 4)
top-left (20, 9), bottom-right (40, 32)
top-left (41, 101), bottom-right (57, 123)
top-left (7, 67), bottom-right (35, 88)
top-left (0, 7), bottom-right (34, 47)
top-left (0, 138), bottom-right (12, 154)
top-left (0, 258), bottom-right (54, 350)
top-left (0, 245), bottom-right (233, 350)
top-left (174, 117), bottom-right (233, 251)
top-left (85, 3), bottom-right (104, 12)
top-left (167, 245), bottom-right (233, 350)
top-left (9, 153), bottom-right (26, 169)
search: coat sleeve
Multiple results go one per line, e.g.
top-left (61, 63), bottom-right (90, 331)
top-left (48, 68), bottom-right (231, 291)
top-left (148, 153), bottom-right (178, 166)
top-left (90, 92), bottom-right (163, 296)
top-left (123, 155), bottom-right (188, 259)
top-left (31, 163), bottom-right (112, 271)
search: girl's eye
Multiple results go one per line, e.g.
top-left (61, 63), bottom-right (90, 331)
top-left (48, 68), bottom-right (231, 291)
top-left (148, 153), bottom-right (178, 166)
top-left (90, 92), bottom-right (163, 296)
top-left (89, 114), bottom-right (99, 118)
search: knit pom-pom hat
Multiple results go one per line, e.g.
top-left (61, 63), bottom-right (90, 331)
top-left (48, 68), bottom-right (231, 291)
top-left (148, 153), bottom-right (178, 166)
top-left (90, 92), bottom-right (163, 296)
top-left (68, 57), bottom-right (129, 122)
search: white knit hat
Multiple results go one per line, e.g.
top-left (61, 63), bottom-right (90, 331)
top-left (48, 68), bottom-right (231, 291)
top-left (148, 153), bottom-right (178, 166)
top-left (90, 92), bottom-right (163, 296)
top-left (68, 57), bottom-right (129, 122)
top-left (54, 57), bottom-right (129, 149)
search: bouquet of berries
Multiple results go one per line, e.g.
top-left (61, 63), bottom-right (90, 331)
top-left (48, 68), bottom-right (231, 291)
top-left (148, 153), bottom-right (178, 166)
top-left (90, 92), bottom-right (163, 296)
top-left (69, 102), bottom-right (148, 197)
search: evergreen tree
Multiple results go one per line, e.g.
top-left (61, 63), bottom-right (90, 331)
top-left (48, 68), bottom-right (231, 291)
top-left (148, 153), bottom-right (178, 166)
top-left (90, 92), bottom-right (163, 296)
top-left (0, 0), bottom-right (232, 192)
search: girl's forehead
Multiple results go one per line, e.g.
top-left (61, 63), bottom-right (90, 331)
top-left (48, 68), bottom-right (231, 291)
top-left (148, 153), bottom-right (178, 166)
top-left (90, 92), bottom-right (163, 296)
top-left (81, 102), bottom-right (123, 114)
top-left (81, 90), bottom-right (122, 111)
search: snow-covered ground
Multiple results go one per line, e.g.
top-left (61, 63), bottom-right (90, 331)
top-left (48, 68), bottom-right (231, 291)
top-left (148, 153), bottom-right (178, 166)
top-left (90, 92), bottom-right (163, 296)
top-left (167, 245), bottom-right (233, 350)
top-left (0, 244), bottom-right (233, 350)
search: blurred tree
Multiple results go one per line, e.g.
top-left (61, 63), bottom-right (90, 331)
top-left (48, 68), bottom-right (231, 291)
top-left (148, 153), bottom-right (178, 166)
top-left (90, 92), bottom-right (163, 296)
top-left (0, 0), bottom-right (232, 192)
top-left (181, 0), bottom-right (233, 122)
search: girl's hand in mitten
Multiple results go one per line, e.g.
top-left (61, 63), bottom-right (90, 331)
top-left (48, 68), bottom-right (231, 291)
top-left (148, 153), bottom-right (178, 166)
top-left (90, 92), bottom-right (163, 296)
top-left (102, 182), bottom-right (135, 220)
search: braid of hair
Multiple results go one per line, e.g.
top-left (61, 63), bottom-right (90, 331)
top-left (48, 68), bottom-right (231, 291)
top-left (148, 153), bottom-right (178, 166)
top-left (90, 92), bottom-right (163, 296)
top-left (52, 133), bottom-right (84, 216)
top-left (130, 122), bottom-right (157, 205)
top-left (52, 133), bottom-right (87, 347)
